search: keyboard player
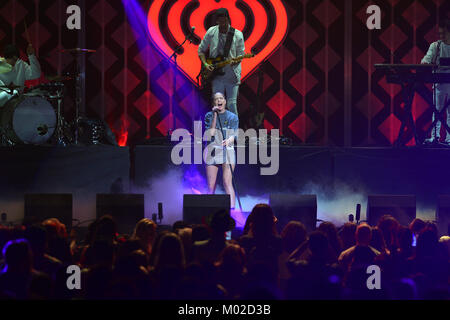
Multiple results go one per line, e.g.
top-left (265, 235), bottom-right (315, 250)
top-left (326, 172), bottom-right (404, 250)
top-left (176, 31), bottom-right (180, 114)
top-left (422, 18), bottom-right (450, 144)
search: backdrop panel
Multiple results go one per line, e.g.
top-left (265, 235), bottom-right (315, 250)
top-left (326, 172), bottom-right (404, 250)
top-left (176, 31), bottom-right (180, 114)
top-left (1, 0), bottom-right (449, 146)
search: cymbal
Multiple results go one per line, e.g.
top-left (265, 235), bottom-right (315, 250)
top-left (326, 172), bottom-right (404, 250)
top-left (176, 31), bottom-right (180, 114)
top-left (61, 48), bottom-right (96, 54)
top-left (0, 84), bottom-right (24, 92)
top-left (46, 75), bottom-right (73, 81)
top-left (0, 60), bottom-right (13, 74)
top-left (0, 84), bottom-right (24, 89)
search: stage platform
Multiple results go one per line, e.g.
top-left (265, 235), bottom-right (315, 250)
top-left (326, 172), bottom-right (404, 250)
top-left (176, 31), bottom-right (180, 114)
top-left (1, 144), bottom-right (450, 228)
top-left (0, 145), bottom-right (130, 225)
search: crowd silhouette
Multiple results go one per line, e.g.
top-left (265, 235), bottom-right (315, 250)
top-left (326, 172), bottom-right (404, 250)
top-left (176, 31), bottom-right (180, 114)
top-left (0, 204), bottom-right (449, 300)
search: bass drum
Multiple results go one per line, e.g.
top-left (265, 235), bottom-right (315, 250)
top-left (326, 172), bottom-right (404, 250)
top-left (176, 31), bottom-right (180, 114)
top-left (0, 95), bottom-right (56, 145)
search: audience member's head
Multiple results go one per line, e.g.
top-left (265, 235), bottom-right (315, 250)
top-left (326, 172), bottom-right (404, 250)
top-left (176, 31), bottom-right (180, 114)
top-left (377, 215), bottom-right (399, 250)
top-left (318, 221), bottom-right (342, 254)
top-left (248, 204), bottom-right (277, 237)
top-left (93, 215), bottom-right (117, 243)
top-left (132, 218), bottom-right (157, 251)
top-left (2, 239), bottom-right (33, 273)
top-left (191, 224), bottom-right (210, 243)
top-left (281, 221), bottom-right (307, 254)
top-left (439, 236), bottom-right (450, 258)
top-left (396, 226), bottom-right (413, 253)
top-left (409, 218), bottom-right (426, 236)
top-left (308, 231), bottom-right (329, 261)
top-left (177, 227), bottom-right (193, 262)
top-left (370, 227), bottom-right (387, 253)
top-left (172, 221), bottom-right (189, 234)
top-left (42, 218), bottom-right (67, 239)
top-left (355, 223), bottom-right (372, 246)
top-left (340, 222), bottom-right (357, 250)
top-left (208, 210), bottom-right (235, 235)
top-left (153, 232), bottom-right (185, 270)
top-left (215, 243), bottom-right (246, 274)
top-left (422, 221), bottom-right (438, 238)
top-left (416, 229), bottom-right (439, 259)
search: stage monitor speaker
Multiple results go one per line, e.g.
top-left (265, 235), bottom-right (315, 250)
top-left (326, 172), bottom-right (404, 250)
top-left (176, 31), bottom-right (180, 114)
top-left (367, 195), bottom-right (416, 227)
top-left (96, 194), bottom-right (144, 235)
top-left (24, 194), bottom-right (73, 228)
top-left (269, 194), bottom-right (317, 232)
top-left (183, 194), bottom-right (230, 225)
top-left (437, 195), bottom-right (450, 236)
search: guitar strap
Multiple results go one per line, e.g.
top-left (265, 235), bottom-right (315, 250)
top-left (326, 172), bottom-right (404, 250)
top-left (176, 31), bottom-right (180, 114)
top-left (223, 27), bottom-right (235, 58)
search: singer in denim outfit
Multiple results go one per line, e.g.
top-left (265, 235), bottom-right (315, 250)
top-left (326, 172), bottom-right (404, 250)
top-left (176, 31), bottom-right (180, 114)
top-left (204, 92), bottom-right (239, 209)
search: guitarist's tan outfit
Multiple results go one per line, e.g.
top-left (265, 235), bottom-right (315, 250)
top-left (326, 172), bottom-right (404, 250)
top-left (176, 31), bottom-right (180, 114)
top-left (198, 25), bottom-right (245, 116)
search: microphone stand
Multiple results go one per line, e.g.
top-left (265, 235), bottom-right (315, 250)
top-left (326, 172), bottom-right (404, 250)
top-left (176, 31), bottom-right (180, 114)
top-left (168, 31), bottom-right (194, 134)
top-left (215, 110), bottom-right (243, 211)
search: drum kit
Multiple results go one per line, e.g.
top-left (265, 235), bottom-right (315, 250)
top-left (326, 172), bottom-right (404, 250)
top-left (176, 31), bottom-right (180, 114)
top-left (0, 48), bottom-right (111, 147)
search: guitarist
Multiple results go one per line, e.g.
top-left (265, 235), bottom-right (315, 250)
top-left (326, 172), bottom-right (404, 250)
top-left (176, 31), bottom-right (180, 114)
top-left (198, 8), bottom-right (245, 116)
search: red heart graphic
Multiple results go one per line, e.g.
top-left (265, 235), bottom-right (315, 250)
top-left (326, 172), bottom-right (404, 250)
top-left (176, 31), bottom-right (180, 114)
top-left (148, 0), bottom-right (288, 85)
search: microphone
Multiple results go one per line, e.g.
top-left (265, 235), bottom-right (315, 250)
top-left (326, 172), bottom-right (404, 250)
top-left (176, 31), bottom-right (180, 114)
top-left (355, 203), bottom-right (361, 223)
top-left (187, 26), bottom-right (196, 43)
top-left (158, 202), bottom-right (163, 222)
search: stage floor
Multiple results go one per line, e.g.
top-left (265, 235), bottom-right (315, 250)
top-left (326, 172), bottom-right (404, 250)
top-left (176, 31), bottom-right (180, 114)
top-left (1, 144), bottom-right (449, 227)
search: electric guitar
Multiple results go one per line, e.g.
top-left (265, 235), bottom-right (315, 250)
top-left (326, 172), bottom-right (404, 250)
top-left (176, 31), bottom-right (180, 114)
top-left (199, 53), bottom-right (255, 88)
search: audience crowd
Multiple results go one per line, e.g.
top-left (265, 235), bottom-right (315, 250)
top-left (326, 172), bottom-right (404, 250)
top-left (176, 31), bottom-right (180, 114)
top-left (0, 204), bottom-right (449, 300)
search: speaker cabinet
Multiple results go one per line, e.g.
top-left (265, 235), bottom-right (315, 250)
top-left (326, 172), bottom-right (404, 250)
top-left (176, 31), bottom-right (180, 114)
top-left (269, 194), bottom-right (317, 232)
top-left (367, 195), bottom-right (416, 227)
top-left (437, 195), bottom-right (450, 236)
top-left (183, 194), bottom-right (230, 225)
top-left (24, 194), bottom-right (73, 228)
top-left (96, 194), bottom-right (144, 235)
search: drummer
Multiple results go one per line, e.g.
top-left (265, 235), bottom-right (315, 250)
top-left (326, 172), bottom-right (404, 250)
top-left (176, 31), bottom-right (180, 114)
top-left (0, 43), bottom-right (41, 95)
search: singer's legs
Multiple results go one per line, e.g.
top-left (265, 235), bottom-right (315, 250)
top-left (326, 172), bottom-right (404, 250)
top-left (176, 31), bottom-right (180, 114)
top-left (222, 163), bottom-right (236, 209)
top-left (206, 164), bottom-right (219, 194)
top-left (224, 83), bottom-right (239, 116)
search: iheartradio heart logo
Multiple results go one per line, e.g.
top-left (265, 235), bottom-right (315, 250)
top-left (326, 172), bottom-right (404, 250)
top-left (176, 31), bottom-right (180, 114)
top-left (147, 0), bottom-right (288, 85)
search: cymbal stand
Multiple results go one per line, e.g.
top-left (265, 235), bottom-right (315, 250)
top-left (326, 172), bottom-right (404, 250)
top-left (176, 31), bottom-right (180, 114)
top-left (74, 55), bottom-right (82, 145)
top-left (54, 85), bottom-right (67, 146)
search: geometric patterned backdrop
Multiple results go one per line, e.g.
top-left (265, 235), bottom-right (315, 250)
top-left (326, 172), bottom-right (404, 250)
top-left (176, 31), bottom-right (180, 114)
top-left (0, 0), bottom-right (449, 146)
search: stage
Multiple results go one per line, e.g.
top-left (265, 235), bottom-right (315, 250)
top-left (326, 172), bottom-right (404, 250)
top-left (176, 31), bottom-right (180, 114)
top-left (1, 144), bottom-right (450, 230)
